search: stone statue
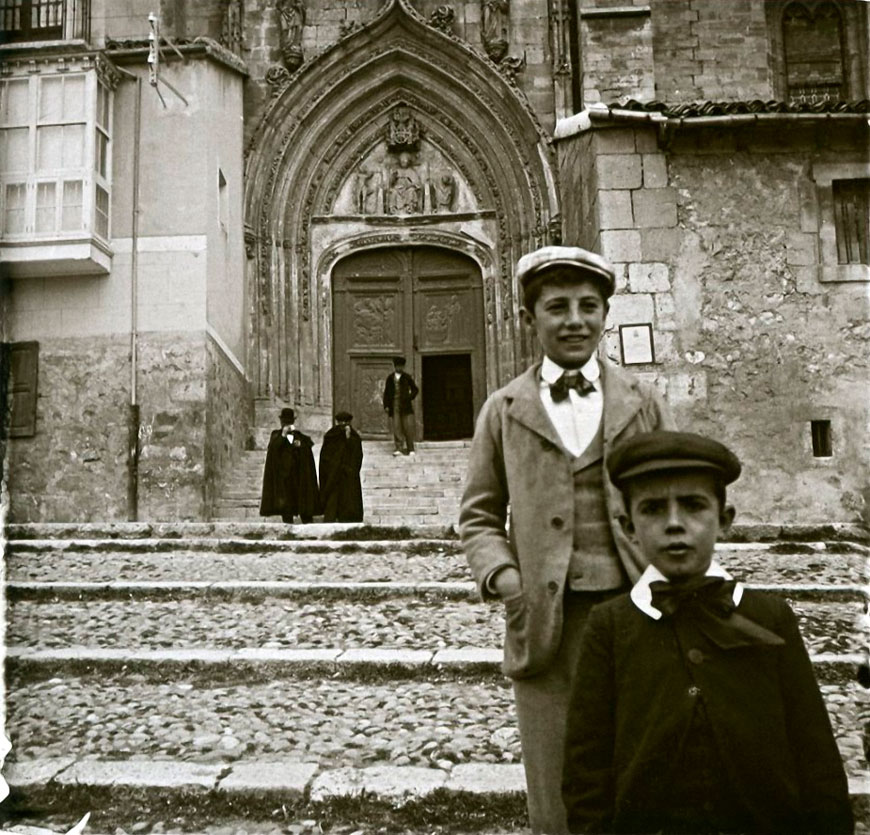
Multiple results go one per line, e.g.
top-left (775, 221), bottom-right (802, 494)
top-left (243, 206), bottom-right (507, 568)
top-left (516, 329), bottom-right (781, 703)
top-left (388, 153), bottom-right (423, 215)
top-left (276, 0), bottom-right (304, 70)
top-left (482, 0), bottom-right (509, 63)
top-left (432, 173), bottom-right (456, 212)
top-left (356, 167), bottom-right (381, 214)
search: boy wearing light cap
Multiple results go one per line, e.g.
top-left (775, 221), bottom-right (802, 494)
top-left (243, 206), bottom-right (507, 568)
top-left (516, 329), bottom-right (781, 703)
top-left (561, 430), bottom-right (853, 834)
top-left (460, 246), bottom-right (674, 833)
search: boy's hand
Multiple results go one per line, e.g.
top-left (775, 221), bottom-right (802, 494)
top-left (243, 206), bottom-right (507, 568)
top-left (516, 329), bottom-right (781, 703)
top-left (493, 566), bottom-right (522, 599)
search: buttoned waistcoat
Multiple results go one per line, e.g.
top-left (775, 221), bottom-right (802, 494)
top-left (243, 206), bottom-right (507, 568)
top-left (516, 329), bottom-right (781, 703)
top-left (458, 359), bottom-right (675, 679)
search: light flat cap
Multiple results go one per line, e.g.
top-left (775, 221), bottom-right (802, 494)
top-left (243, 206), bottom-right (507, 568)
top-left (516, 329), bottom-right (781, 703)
top-left (516, 245), bottom-right (616, 298)
top-left (607, 430), bottom-right (742, 487)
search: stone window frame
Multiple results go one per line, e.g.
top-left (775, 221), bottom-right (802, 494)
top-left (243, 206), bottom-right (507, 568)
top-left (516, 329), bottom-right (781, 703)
top-left (766, 0), bottom-right (868, 102)
top-left (810, 161), bottom-right (870, 283)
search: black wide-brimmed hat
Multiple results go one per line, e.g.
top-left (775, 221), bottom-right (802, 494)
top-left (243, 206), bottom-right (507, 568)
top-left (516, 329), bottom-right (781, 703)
top-left (334, 411), bottom-right (353, 422)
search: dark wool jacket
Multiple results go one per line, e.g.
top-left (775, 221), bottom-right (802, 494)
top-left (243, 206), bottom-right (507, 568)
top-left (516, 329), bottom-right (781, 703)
top-left (382, 371), bottom-right (418, 416)
top-left (562, 589), bottom-right (854, 834)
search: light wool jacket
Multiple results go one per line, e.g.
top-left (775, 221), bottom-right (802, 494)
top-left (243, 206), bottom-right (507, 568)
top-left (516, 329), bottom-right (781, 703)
top-left (459, 359), bottom-right (675, 679)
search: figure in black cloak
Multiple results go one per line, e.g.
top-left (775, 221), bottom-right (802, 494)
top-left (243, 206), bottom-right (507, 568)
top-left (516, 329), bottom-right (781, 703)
top-left (259, 407), bottom-right (320, 523)
top-left (319, 411), bottom-right (364, 522)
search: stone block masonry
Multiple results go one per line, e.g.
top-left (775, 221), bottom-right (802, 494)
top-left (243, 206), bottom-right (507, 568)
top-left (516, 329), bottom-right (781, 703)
top-left (5, 331), bottom-right (246, 523)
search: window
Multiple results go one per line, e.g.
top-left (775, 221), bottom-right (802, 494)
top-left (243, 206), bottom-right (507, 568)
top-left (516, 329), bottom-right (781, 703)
top-left (832, 179), bottom-right (869, 265)
top-left (0, 70), bottom-right (112, 242)
top-left (0, 0), bottom-right (90, 44)
top-left (1, 341), bottom-right (39, 438)
top-left (783, 2), bottom-right (845, 103)
top-left (810, 420), bottom-right (832, 458)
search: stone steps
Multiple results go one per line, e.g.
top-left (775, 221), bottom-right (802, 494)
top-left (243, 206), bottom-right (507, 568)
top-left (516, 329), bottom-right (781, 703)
top-left (2, 523), bottom-right (869, 832)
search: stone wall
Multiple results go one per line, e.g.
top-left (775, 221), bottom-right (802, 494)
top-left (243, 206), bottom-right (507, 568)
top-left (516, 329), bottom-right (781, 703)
top-left (136, 332), bottom-right (209, 520)
top-left (557, 121), bottom-right (870, 525)
top-left (6, 336), bottom-right (131, 523)
top-left (651, 0), bottom-right (773, 102)
top-left (579, 5), bottom-right (654, 105)
top-left (204, 335), bottom-right (252, 515)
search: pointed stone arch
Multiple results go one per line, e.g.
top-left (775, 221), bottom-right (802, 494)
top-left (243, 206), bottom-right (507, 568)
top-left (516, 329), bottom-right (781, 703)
top-left (244, 0), bottom-right (559, 413)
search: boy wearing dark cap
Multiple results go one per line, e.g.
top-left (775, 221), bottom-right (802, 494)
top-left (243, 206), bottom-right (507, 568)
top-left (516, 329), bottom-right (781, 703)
top-left (460, 246), bottom-right (674, 833)
top-left (561, 430), bottom-right (853, 834)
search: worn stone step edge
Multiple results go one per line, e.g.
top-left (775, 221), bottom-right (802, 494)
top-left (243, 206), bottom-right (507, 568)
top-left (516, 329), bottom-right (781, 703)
top-left (4, 522), bottom-right (869, 543)
top-left (4, 758), bottom-right (867, 823)
top-left (6, 581), bottom-right (867, 604)
top-left (6, 646), bottom-right (863, 682)
top-left (7, 537), bottom-right (869, 557)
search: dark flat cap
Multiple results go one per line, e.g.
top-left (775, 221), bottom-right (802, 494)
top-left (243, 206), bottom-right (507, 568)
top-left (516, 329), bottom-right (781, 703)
top-left (607, 430), bottom-right (742, 487)
top-left (334, 411), bottom-right (353, 422)
top-left (516, 245), bottom-right (616, 298)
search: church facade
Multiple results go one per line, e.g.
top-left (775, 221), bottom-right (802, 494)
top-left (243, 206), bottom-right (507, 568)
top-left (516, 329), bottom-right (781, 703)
top-left (1, 0), bottom-right (868, 525)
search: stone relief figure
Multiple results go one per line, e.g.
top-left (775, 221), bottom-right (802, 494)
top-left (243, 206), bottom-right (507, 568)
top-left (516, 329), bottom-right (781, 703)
top-left (431, 172), bottom-right (457, 212)
top-left (482, 0), bottom-right (509, 62)
top-left (385, 105), bottom-right (421, 152)
top-left (356, 167), bottom-right (382, 214)
top-left (276, 0), bottom-right (305, 70)
top-left (388, 153), bottom-right (423, 215)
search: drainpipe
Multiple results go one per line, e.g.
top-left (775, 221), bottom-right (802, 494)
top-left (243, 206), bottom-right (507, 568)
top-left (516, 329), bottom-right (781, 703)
top-left (116, 64), bottom-right (142, 521)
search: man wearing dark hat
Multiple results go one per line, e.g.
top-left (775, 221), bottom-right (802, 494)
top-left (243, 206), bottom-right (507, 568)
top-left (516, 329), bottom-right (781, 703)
top-left (562, 430), bottom-right (853, 834)
top-left (459, 245), bottom-right (675, 833)
top-left (318, 411), bottom-right (364, 523)
top-left (259, 407), bottom-right (320, 523)
top-left (382, 355), bottom-right (419, 457)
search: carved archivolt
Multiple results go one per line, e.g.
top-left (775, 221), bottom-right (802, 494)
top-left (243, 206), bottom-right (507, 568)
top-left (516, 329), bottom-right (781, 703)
top-left (244, 0), bottom-right (559, 396)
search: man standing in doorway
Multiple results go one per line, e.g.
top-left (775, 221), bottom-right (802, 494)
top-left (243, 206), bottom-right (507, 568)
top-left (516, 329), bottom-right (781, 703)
top-left (459, 246), bottom-right (675, 834)
top-left (383, 355), bottom-right (419, 457)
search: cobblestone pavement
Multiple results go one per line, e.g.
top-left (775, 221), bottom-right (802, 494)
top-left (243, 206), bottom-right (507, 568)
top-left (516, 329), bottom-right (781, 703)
top-left (6, 597), bottom-right (866, 656)
top-left (5, 673), bottom-right (867, 780)
top-left (7, 542), bottom-right (867, 586)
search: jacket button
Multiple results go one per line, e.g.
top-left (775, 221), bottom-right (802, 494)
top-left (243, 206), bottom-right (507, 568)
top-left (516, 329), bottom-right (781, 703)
top-left (551, 516), bottom-right (564, 529)
top-left (547, 580), bottom-right (559, 593)
top-left (687, 648), bottom-right (705, 665)
top-left (688, 685), bottom-right (701, 697)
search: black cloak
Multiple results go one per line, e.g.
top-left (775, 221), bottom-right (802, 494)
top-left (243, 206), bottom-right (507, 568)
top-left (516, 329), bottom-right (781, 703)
top-left (318, 424), bottom-right (364, 522)
top-left (259, 428), bottom-right (321, 521)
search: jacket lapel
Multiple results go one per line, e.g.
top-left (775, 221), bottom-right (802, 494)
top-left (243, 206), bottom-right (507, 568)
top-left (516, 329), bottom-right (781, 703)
top-left (504, 364), bottom-right (564, 449)
top-left (600, 360), bottom-right (644, 444)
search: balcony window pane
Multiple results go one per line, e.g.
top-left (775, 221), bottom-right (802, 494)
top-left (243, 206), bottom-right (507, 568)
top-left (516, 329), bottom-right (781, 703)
top-left (39, 77), bottom-right (64, 122)
top-left (3, 182), bottom-right (26, 234)
top-left (95, 183), bottom-right (109, 239)
top-left (36, 181), bottom-right (57, 233)
top-left (0, 79), bottom-right (30, 126)
top-left (95, 129), bottom-right (108, 177)
top-left (39, 75), bottom-right (85, 123)
top-left (97, 83), bottom-right (111, 131)
top-left (62, 179), bottom-right (83, 231)
top-left (37, 123), bottom-right (84, 169)
top-left (1, 127), bottom-right (30, 173)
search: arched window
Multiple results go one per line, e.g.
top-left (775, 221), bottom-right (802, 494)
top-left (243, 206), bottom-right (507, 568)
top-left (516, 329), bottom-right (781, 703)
top-left (782, 1), bottom-right (846, 103)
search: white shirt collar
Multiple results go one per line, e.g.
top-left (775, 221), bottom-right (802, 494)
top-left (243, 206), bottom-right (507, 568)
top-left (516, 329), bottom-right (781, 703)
top-left (630, 560), bottom-right (744, 620)
top-left (540, 354), bottom-right (600, 386)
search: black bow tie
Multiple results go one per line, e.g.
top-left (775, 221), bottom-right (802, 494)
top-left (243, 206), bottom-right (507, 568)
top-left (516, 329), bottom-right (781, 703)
top-left (549, 371), bottom-right (595, 402)
top-left (649, 575), bottom-right (784, 650)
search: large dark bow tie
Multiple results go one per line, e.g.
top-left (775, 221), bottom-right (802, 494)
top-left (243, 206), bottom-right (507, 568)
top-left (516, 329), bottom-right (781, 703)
top-left (649, 575), bottom-right (784, 650)
top-left (549, 371), bottom-right (595, 403)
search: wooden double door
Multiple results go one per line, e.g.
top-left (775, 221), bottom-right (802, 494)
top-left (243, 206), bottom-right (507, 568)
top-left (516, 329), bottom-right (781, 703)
top-left (333, 246), bottom-right (485, 439)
